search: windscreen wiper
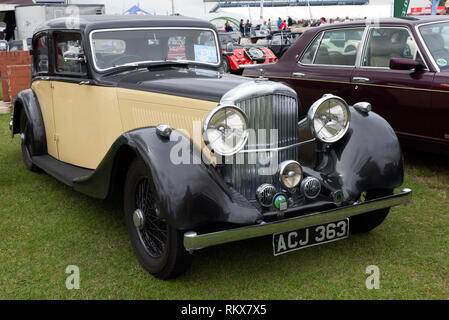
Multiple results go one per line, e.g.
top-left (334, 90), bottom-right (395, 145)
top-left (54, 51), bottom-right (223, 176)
top-left (146, 60), bottom-right (190, 71)
top-left (104, 60), bottom-right (190, 75)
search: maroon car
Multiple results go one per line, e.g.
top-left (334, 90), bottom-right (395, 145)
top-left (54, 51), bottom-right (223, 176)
top-left (244, 16), bottom-right (449, 155)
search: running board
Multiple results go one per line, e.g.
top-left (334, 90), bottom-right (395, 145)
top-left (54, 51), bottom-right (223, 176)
top-left (32, 155), bottom-right (93, 186)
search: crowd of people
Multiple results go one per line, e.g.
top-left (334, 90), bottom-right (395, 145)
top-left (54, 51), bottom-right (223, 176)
top-left (226, 16), bottom-right (357, 37)
top-left (224, 5), bottom-right (449, 38)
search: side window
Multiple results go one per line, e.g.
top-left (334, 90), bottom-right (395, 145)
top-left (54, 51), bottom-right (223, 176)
top-left (300, 28), bottom-right (363, 66)
top-left (54, 32), bottom-right (86, 74)
top-left (35, 34), bottom-right (49, 73)
top-left (362, 28), bottom-right (424, 68)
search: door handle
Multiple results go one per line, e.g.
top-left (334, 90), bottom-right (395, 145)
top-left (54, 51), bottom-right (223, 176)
top-left (352, 77), bottom-right (370, 83)
top-left (292, 72), bottom-right (305, 78)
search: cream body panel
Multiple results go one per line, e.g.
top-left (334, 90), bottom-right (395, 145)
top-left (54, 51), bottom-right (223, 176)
top-left (51, 82), bottom-right (123, 169)
top-left (32, 80), bottom-right (58, 159)
top-left (117, 88), bottom-right (217, 149)
top-left (50, 85), bottom-right (217, 169)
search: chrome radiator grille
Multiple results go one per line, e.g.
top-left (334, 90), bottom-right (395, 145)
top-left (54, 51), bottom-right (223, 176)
top-left (230, 94), bottom-right (299, 200)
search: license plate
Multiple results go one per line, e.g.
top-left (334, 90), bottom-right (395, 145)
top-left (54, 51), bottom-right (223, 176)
top-left (272, 219), bottom-right (349, 256)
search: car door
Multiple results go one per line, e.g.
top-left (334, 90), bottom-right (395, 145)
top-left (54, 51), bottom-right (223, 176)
top-left (289, 27), bottom-right (365, 113)
top-left (51, 31), bottom-right (120, 169)
top-left (350, 26), bottom-right (435, 138)
top-left (30, 32), bottom-right (59, 159)
top-left (418, 22), bottom-right (449, 146)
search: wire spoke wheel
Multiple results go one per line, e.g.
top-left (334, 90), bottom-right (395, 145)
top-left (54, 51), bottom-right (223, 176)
top-left (134, 177), bottom-right (168, 258)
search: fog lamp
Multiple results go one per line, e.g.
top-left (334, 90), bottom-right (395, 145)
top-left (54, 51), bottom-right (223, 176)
top-left (279, 160), bottom-right (303, 189)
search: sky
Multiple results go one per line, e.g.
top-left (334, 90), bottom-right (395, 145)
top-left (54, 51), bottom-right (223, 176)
top-left (68, 0), bottom-right (431, 18)
top-left (69, 0), bottom-right (216, 17)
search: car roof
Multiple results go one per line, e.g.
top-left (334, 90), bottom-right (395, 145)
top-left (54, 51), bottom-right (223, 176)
top-left (314, 16), bottom-right (449, 30)
top-left (34, 15), bottom-right (217, 35)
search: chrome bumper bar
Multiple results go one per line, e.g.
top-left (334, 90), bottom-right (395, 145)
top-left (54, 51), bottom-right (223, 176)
top-left (184, 188), bottom-right (412, 250)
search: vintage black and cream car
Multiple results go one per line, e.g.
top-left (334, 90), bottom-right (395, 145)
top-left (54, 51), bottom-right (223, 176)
top-left (11, 15), bottom-right (412, 279)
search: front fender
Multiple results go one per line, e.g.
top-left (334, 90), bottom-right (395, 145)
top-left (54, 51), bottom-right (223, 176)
top-left (73, 128), bottom-right (262, 230)
top-left (12, 89), bottom-right (47, 155)
top-left (314, 108), bottom-right (404, 201)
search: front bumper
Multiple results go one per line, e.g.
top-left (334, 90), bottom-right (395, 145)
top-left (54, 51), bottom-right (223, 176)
top-left (184, 188), bottom-right (412, 250)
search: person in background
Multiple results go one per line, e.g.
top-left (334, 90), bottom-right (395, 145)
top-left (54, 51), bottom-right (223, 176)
top-left (261, 21), bottom-right (268, 31)
top-left (280, 19), bottom-right (287, 30)
top-left (239, 19), bottom-right (245, 37)
top-left (267, 18), bottom-right (272, 31)
top-left (244, 19), bottom-right (252, 37)
top-left (277, 17), bottom-right (282, 29)
top-left (287, 16), bottom-right (293, 28)
top-left (225, 21), bottom-right (233, 32)
top-left (345, 16), bottom-right (350, 22)
top-left (319, 17), bottom-right (327, 25)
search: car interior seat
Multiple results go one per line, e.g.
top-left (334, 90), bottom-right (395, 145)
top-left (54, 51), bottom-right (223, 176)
top-left (368, 36), bottom-right (395, 67)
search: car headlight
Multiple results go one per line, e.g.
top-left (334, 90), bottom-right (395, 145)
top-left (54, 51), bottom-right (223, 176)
top-left (203, 105), bottom-right (248, 156)
top-left (308, 94), bottom-right (351, 143)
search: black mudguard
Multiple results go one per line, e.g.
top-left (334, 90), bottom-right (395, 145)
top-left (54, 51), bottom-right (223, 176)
top-left (312, 108), bottom-right (404, 201)
top-left (73, 128), bottom-right (262, 230)
top-left (12, 89), bottom-right (47, 155)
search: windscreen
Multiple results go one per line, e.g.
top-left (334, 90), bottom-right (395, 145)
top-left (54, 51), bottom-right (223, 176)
top-left (91, 28), bottom-right (220, 70)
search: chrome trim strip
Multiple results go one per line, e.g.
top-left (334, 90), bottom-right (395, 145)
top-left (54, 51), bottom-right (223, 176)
top-left (238, 62), bottom-right (278, 69)
top-left (184, 188), bottom-right (412, 250)
top-left (238, 138), bottom-right (315, 153)
top-left (89, 27), bottom-right (221, 72)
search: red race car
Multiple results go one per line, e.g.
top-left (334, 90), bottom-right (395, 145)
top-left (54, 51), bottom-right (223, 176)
top-left (219, 32), bottom-right (277, 74)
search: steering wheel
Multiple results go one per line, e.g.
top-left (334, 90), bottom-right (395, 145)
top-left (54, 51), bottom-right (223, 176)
top-left (109, 54), bottom-right (145, 66)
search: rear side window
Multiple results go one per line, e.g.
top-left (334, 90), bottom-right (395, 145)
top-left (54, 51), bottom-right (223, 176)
top-left (54, 32), bottom-right (87, 74)
top-left (300, 28), bottom-right (364, 66)
top-left (34, 34), bottom-right (49, 73)
top-left (300, 33), bottom-right (322, 64)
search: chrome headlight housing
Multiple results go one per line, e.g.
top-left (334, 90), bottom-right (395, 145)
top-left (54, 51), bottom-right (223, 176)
top-left (308, 94), bottom-right (351, 143)
top-left (203, 105), bottom-right (248, 156)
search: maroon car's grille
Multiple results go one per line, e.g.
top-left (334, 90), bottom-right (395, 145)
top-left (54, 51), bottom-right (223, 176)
top-left (230, 94), bottom-right (299, 200)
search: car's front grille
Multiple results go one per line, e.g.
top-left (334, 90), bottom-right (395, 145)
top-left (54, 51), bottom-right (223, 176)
top-left (229, 94), bottom-right (299, 200)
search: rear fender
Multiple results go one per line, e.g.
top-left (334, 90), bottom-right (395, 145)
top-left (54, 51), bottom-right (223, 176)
top-left (12, 89), bottom-right (47, 155)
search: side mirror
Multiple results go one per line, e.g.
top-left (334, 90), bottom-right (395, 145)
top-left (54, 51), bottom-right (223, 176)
top-left (390, 58), bottom-right (425, 71)
top-left (225, 42), bottom-right (234, 55)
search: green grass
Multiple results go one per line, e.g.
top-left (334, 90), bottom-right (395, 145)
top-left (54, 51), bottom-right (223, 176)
top-left (0, 112), bottom-right (448, 299)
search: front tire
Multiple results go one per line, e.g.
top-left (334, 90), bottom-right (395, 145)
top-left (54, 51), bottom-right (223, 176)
top-left (350, 189), bottom-right (393, 233)
top-left (124, 158), bottom-right (192, 279)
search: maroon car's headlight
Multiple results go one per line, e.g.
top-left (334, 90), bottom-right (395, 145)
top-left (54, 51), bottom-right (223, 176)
top-left (307, 94), bottom-right (351, 143)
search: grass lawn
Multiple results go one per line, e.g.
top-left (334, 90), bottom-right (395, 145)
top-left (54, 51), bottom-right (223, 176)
top-left (0, 112), bottom-right (448, 299)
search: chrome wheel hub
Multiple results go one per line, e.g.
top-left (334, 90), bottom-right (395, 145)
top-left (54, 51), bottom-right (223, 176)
top-left (133, 209), bottom-right (145, 230)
